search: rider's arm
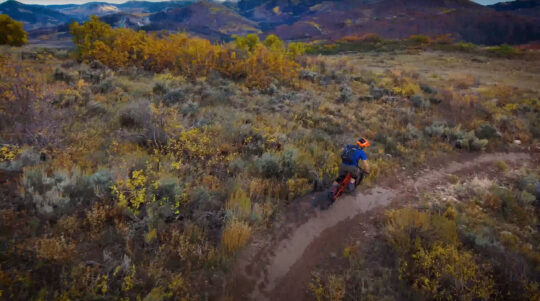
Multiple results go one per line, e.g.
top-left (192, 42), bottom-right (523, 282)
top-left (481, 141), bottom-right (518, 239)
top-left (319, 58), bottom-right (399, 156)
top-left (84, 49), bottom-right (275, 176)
top-left (362, 160), bottom-right (370, 173)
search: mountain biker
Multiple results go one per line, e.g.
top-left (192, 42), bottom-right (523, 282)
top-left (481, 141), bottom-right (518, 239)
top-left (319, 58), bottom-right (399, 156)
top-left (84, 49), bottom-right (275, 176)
top-left (331, 138), bottom-right (371, 195)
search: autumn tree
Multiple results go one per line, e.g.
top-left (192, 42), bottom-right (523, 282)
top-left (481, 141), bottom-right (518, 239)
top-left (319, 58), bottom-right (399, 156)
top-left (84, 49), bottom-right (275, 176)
top-left (69, 15), bottom-right (115, 61)
top-left (69, 17), bottom-right (299, 89)
top-left (234, 33), bottom-right (260, 53)
top-left (263, 34), bottom-right (284, 52)
top-left (287, 41), bottom-right (306, 57)
top-left (0, 14), bottom-right (27, 46)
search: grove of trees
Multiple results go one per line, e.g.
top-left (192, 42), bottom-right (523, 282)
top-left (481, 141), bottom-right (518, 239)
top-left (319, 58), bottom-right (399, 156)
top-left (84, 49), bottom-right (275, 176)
top-left (70, 16), bottom-right (305, 89)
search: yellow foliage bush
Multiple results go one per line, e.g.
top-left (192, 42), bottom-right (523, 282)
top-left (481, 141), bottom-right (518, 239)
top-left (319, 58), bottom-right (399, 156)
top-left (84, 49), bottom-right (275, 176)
top-left (221, 219), bottom-right (252, 254)
top-left (70, 17), bottom-right (299, 88)
top-left (386, 208), bottom-right (495, 300)
top-left (0, 14), bottom-right (27, 46)
top-left (385, 208), bottom-right (459, 256)
top-left (406, 243), bottom-right (494, 300)
top-left (0, 145), bottom-right (20, 162)
top-left (112, 169), bottom-right (147, 209)
top-left (286, 177), bottom-right (311, 200)
top-left (309, 273), bottom-right (346, 301)
top-left (168, 127), bottom-right (215, 161)
top-left (57, 264), bottom-right (109, 299)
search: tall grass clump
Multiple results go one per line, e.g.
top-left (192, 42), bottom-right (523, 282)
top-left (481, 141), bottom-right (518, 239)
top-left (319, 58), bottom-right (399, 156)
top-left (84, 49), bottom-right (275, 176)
top-left (226, 187), bottom-right (251, 220)
top-left (221, 219), bottom-right (252, 254)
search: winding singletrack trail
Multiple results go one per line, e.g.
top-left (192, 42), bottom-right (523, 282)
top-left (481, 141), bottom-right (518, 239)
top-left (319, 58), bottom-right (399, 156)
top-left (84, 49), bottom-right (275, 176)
top-left (224, 152), bottom-right (535, 300)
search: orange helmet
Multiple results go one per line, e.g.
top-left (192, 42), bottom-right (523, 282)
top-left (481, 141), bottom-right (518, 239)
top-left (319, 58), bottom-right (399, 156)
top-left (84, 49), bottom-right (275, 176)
top-left (356, 137), bottom-right (370, 148)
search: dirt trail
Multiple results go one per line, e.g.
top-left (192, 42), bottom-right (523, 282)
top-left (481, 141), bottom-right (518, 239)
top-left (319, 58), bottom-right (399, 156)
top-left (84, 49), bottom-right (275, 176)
top-left (225, 152), bottom-right (534, 300)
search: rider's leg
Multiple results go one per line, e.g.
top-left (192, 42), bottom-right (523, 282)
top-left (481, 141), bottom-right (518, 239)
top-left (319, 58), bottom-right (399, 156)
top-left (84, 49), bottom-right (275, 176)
top-left (343, 165), bottom-right (359, 192)
top-left (333, 164), bottom-right (347, 190)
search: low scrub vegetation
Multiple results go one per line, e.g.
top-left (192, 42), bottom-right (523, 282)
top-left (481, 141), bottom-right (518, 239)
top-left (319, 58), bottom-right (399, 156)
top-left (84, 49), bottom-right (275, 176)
top-left (306, 33), bottom-right (535, 59)
top-left (310, 164), bottom-right (540, 300)
top-left (0, 18), bottom-right (538, 299)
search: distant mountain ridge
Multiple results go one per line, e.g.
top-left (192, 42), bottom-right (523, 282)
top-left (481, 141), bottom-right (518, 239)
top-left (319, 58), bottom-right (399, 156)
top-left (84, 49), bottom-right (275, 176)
top-left (488, 0), bottom-right (539, 18)
top-left (0, 0), bottom-right (539, 45)
top-left (48, 0), bottom-right (197, 18)
top-left (0, 0), bottom-right (73, 30)
top-left (267, 0), bottom-right (540, 44)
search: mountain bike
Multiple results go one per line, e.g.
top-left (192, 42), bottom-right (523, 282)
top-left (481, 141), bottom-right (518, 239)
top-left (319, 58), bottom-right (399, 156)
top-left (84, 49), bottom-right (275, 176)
top-left (313, 169), bottom-right (368, 210)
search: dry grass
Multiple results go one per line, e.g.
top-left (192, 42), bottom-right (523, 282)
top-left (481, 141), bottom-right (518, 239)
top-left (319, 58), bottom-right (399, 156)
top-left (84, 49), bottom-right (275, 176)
top-left (226, 187), bottom-right (251, 220)
top-left (221, 219), bottom-right (252, 254)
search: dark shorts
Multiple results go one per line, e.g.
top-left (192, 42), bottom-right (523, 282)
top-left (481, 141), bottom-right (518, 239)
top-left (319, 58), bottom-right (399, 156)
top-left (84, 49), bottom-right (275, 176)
top-left (336, 163), bottom-right (364, 184)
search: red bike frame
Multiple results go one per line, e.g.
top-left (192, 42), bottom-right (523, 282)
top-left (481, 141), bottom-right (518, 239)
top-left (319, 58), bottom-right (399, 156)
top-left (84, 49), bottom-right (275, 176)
top-left (331, 172), bottom-right (352, 200)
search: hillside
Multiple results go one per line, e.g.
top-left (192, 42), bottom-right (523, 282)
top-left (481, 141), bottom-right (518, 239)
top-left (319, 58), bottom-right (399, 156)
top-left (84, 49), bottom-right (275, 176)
top-left (1, 0), bottom-right (539, 44)
top-left (269, 0), bottom-right (540, 44)
top-left (146, 1), bottom-right (260, 39)
top-left (50, 2), bottom-right (121, 18)
top-left (488, 0), bottom-right (540, 19)
top-left (0, 12), bottom-right (539, 301)
top-left (48, 0), bottom-right (195, 18)
top-left (0, 0), bottom-right (72, 30)
top-left (1, 0), bottom-right (539, 45)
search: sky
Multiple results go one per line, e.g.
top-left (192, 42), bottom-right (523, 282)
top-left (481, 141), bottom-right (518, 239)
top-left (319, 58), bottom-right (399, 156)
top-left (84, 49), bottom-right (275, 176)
top-left (1, 0), bottom-right (513, 5)
top-left (2, 0), bottom-right (226, 4)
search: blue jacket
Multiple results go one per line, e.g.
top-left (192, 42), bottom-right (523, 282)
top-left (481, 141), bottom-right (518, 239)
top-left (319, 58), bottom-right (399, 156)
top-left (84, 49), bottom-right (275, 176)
top-left (342, 146), bottom-right (367, 166)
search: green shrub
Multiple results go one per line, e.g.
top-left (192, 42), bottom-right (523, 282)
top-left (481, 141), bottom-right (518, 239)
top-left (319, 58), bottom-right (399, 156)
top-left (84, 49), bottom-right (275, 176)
top-left (228, 158), bottom-right (248, 175)
top-left (63, 170), bottom-right (95, 203)
top-left (152, 82), bottom-right (168, 96)
top-left (53, 89), bottom-right (82, 108)
top-left (424, 122), bottom-right (447, 137)
top-left (256, 152), bottom-right (280, 178)
top-left (475, 124), bottom-right (501, 140)
top-left (488, 44), bottom-right (521, 58)
top-left (455, 130), bottom-right (488, 151)
top-left (181, 100), bottom-right (200, 116)
top-left (410, 95), bottom-right (429, 108)
top-left (91, 169), bottom-right (113, 198)
top-left (201, 82), bottom-right (234, 105)
top-left (190, 187), bottom-right (218, 211)
top-left (163, 88), bottom-right (186, 105)
top-left (280, 148), bottom-right (299, 178)
top-left (23, 167), bottom-right (95, 217)
top-left (53, 68), bottom-right (76, 84)
top-left (517, 174), bottom-right (538, 193)
top-left (406, 124), bottom-right (422, 140)
top-left (424, 123), bottom-right (487, 151)
top-left (91, 78), bottom-right (114, 94)
top-left (0, 147), bottom-right (40, 171)
top-left (119, 101), bottom-right (150, 129)
top-left (85, 101), bottom-right (108, 118)
top-left (454, 42), bottom-right (477, 52)
top-left (408, 34), bottom-right (430, 45)
top-left (337, 84), bottom-right (353, 103)
top-left (420, 83), bottom-right (438, 94)
top-left (81, 61), bottom-right (110, 84)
